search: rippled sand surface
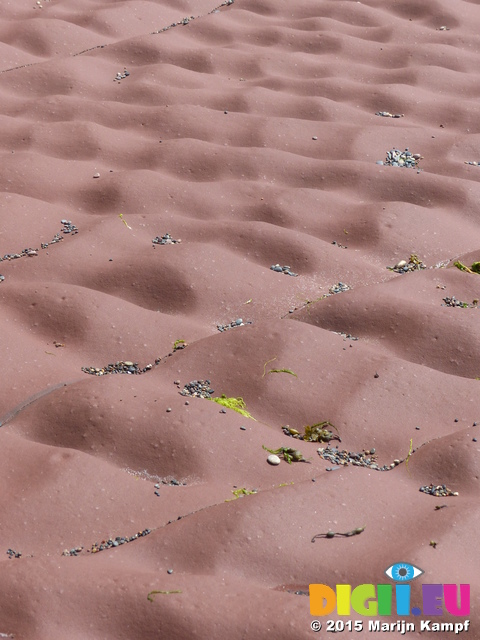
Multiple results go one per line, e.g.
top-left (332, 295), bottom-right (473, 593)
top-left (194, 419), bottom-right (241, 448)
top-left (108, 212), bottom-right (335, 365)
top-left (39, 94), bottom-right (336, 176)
top-left (0, 0), bottom-right (479, 637)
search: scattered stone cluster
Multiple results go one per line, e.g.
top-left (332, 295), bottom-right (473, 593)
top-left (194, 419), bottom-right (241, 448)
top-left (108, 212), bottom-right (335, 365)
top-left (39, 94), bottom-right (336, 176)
top-left (375, 111), bottom-right (404, 118)
top-left (270, 264), bottom-right (298, 276)
top-left (387, 254), bottom-right (426, 273)
top-left (331, 240), bottom-right (347, 249)
top-left (329, 282), bottom-right (351, 294)
top-left (114, 68), bottom-right (130, 81)
top-left (333, 331), bottom-right (358, 340)
top-left (6, 549), bottom-right (21, 559)
top-left (377, 148), bottom-right (422, 168)
top-left (152, 233), bottom-right (181, 245)
top-left (217, 318), bottom-right (252, 332)
top-left (179, 379), bottom-right (214, 398)
top-left (464, 161), bottom-right (480, 166)
top-left (81, 360), bottom-right (154, 376)
top-left (317, 446), bottom-right (403, 471)
top-left (419, 484), bottom-right (458, 497)
top-left (154, 478), bottom-right (184, 498)
top-left (442, 296), bottom-right (478, 308)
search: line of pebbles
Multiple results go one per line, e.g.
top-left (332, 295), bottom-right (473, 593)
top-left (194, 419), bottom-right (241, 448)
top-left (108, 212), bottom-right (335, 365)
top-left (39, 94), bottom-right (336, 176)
top-left (62, 528), bottom-right (152, 556)
top-left (317, 446), bottom-right (402, 471)
top-left (149, 0), bottom-right (234, 34)
top-left (286, 282), bottom-right (351, 315)
top-left (81, 341), bottom-right (188, 376)
top-left (0, 220), bottom-right (78, 283)
top-left (6, 549), bottom-right (21, 559)
top-left (375, 111), bottom-right (404, 118)
top-left (217, 318), bottom-right (252, 332)
top-left (81, 360), bottom-right (154, 376)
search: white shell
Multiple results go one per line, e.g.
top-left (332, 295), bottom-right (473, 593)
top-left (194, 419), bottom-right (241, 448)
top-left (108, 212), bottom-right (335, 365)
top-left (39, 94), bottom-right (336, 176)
top-left (395, 260), bottom-right (407, 269)
top-left (267, 454), bottom-right (281, 466)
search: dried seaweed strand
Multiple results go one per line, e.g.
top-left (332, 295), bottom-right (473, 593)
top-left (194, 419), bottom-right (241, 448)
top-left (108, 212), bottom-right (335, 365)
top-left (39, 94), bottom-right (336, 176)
top-left (311, 526), bottom-right (366, 542)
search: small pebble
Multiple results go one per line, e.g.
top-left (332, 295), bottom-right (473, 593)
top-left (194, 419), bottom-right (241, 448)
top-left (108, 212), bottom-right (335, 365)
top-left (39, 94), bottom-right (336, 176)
top-left (473, 438), bottom-right (477, 442)
top-left (166, 407), bottom-right (172, 413)
top-left (267, 454), bottom-right (281, 466)
top-left (93, 172), bottom-right (100, 178)
top-left (220, 409), bottom-right (227, 414)
top-left (312, 136), bottom-right (318, 140)
top-left (167, 569), bottom-right (173, 574)
top-left (416, 426), bottom-right (420, 430)
top-left (240, 426), bottom-right (246, 431)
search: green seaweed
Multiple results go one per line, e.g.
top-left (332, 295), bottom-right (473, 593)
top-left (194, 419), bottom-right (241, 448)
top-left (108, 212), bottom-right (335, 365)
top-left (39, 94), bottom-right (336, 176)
top-left (148, 590), bottom-right (182, 601)
top-left (471, 262), bottom-right (480, 274)
top-left (262, 357), bottom-right (277, 377)
top-left (454, 261), bottom-right (475, 273)
top-left (303, 421), bottom-right (340, 443)
top-left (263, 445), bottom-right (304, 463)
top-left (267, 368), bottom-right (298, 378)
top-left (173, 339), bottom-right (187, 350)
top-left (208, 395), bottom-right (256, 420)
top-left (225, 488), bottom-right (257, 502)
top-left (405, 438), bottom-right (414, 476)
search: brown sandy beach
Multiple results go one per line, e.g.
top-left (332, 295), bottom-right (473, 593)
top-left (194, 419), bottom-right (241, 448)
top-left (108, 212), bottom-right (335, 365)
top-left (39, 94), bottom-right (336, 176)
top-left (0, 0), bottom-right (479, 638)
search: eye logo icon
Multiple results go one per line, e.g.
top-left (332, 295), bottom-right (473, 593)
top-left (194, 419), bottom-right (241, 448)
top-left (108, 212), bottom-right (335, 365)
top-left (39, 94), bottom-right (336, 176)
top-left (385, 562), bottom-right (424, 582)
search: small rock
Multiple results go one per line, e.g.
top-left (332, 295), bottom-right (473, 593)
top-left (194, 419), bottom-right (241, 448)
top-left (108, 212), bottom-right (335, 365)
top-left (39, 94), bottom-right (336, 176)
top-left (267, 454), bottom-right (281, 466)
top-left (93, 172), bottom-right (100, 178)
